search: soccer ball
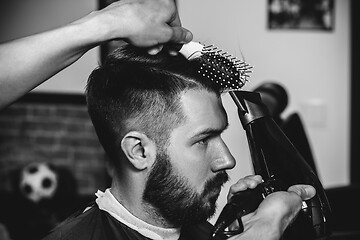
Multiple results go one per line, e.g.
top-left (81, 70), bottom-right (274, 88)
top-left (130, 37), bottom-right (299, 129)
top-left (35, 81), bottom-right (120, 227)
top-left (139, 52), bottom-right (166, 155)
top-left (19, 162), bottom-right (58, 203)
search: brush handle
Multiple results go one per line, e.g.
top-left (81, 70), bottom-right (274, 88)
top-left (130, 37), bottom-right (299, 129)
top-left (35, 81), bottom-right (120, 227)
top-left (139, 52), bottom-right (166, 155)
top-left (178, 41), bottom-right (204, 60)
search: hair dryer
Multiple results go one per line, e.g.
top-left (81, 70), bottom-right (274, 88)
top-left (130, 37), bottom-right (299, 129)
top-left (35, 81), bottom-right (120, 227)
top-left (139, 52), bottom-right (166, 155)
top-left (211, 91), bottom-right (332, 240)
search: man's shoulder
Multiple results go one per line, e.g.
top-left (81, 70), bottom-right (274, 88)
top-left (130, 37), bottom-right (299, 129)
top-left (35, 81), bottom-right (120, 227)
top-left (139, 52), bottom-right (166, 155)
top-left (180, 221), bottom-right (214, 240)
top-left (42, 203), bottom-right (150, 240)
top-left (42, 203), bottom-right (100, 240)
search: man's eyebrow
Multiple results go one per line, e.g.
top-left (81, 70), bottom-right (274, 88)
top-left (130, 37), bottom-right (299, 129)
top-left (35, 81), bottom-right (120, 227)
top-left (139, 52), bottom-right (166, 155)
top-left (191, 122), bottom-right (229, 140)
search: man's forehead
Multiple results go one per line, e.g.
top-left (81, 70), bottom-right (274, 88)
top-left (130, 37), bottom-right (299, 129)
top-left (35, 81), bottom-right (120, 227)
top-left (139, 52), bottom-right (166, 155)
top-left (179, 89), bottom-right (228, 131)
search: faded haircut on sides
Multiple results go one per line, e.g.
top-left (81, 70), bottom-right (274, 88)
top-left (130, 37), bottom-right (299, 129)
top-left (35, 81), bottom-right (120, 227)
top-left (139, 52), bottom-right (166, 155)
top-left (85, 44), bottom-right (221, 166)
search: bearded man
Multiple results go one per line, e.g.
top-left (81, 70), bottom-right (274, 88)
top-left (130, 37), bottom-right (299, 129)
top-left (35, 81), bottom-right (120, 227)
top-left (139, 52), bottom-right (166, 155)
top-left (42, 44), bottom-right (315, 240)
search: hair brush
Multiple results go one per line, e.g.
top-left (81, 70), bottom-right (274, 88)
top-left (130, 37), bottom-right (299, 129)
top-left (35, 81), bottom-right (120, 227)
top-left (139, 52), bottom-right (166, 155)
top-left (178, 41), bottom-right (253, 91)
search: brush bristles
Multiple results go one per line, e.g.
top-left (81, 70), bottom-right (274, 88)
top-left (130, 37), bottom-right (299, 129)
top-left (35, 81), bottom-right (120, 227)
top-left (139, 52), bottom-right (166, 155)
top-left (199, 45), bottom-right (253, 92)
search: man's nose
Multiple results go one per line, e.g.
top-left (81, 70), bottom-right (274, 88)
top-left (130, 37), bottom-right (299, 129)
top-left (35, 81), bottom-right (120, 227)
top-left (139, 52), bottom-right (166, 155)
top-left (211, 139), bottom-right (236, 172)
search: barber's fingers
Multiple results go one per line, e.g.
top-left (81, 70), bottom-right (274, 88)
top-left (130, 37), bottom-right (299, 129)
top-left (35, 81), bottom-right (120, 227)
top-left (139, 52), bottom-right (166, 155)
top-left (253, 184), bottom-right (316, 221)
top-left (147, 26), bottom-right (192, 55)
top-left (227, 175), bottom-right (263, 200)
top-left (287, 184), bottom-right (316, 201)
top-left (145, 24), bottom-right (192, 46)
top-left (147, 45), bottom-right (164, 55)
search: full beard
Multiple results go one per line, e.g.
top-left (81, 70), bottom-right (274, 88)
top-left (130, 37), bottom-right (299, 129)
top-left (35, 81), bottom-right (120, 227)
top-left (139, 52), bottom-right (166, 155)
top-left (142, 151), bottom-right (229, 227)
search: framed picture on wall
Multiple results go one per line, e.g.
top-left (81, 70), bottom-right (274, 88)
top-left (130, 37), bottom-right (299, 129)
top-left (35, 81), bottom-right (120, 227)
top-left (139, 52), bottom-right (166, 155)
top-left (268, 0), bottom-right (334, 31)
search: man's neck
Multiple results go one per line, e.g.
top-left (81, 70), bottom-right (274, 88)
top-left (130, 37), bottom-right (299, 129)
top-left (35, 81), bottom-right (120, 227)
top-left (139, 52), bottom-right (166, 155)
top-left (110, 181), bottom-right (175, 228)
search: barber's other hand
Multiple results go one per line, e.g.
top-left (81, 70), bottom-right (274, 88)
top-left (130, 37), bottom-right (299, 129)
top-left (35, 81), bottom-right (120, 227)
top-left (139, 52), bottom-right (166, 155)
top-left (228, 183), bottom-right (316, 240)
top-left (83, 0), bottom-right (192, 54)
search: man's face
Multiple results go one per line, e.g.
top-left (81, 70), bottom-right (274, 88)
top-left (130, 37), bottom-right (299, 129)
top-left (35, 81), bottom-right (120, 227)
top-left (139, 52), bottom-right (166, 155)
top-left (143, 89), bottom-right (236, 227)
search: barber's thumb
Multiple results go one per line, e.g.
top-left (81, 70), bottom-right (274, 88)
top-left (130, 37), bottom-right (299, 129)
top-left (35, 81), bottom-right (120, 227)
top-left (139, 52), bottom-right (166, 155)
top-left (147, 45), bottom-right (164, 55)
top-left (287, 184), bottom-right (316, 201)
top-left (170, 26), bottom-right (193, 44)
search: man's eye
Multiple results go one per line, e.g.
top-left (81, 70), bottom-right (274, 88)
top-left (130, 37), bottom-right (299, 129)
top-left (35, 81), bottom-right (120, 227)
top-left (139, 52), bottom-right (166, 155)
top-left (197, 137), bottom-right (209, 145)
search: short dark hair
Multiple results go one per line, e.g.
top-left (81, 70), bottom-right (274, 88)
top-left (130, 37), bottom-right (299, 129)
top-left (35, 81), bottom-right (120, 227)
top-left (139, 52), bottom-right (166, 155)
top-left (86, 44), bottom-right (221, 164)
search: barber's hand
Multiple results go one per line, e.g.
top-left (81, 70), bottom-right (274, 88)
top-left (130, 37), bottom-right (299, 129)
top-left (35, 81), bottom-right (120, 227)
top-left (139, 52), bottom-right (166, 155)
top-left (227, 175), bottom-right (264, 200)
top-left (228, 183), bottom-right (316, 240)
top-left (225, 175), bottom-right (263, 232)
top-left (84, 0), bottom-right (192, 54)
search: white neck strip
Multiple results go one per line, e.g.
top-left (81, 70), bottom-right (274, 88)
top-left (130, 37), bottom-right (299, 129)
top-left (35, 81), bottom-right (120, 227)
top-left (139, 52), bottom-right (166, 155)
top-left (95, 189), bottom-right (181, 240)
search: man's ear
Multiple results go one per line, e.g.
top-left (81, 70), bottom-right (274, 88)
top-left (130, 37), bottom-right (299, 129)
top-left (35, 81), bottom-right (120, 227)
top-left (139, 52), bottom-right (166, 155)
top-left (120, 131), bottom-right (156, 170)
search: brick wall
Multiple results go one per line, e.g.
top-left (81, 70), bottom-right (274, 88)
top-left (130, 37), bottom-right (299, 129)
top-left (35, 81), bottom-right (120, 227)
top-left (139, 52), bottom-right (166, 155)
top-left (0, 93), bottom-right (110, 195)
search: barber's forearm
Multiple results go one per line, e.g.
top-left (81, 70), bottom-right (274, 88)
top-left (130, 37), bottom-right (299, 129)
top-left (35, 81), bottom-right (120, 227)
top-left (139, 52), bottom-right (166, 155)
top-left (0, 15), bottom-right (104, 109)
top-left (0, 0), bottom-right (192, 109)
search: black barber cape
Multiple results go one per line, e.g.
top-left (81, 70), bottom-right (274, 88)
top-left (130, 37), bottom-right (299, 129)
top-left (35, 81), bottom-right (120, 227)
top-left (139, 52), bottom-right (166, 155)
top-left (42, 203), bottom-right (217, 240)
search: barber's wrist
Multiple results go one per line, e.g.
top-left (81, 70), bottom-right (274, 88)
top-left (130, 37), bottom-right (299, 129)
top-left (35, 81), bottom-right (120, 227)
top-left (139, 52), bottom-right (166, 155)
top-left (238, 216), bottom-right (282, 240)
top-left (70, 10), bottom-right (115, 47)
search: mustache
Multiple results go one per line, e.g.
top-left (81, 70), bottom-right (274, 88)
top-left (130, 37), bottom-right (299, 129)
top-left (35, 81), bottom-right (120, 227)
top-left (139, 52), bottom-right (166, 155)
top-left (204, 171), bottom-right (229, 193)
